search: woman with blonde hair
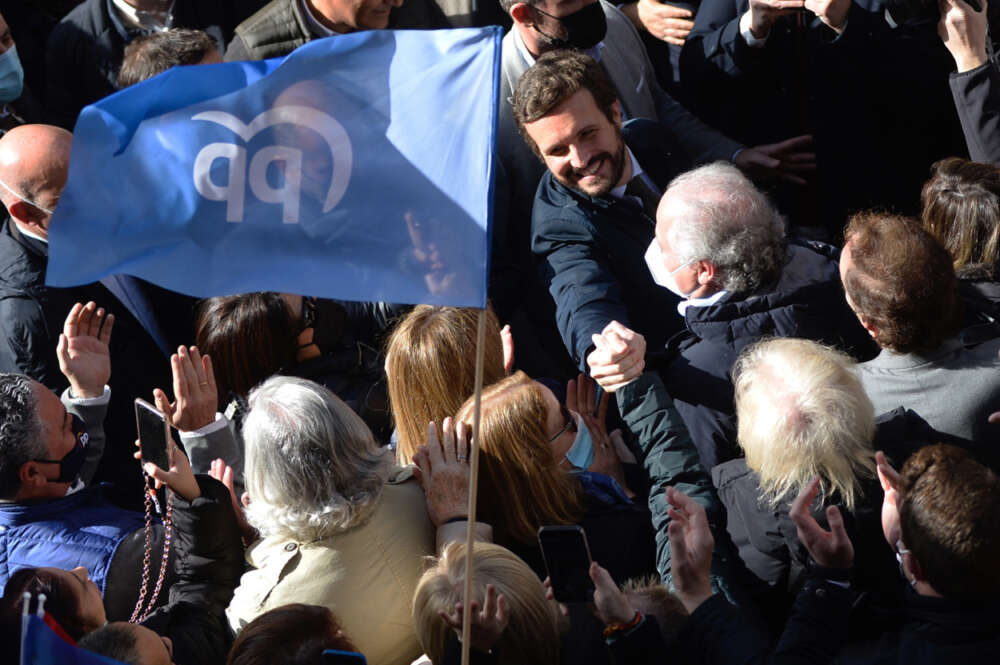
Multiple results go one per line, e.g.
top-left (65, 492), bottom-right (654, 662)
top-left (226, 375), bottom-right (435, 665)
top-left (450, 372), bottom-right (656, 586)
top-left (386, 305), bottom-right (506, 464)
top-left (413, 542), bottom-right (562, 665)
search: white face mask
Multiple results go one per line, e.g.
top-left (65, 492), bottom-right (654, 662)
top-left (645, 239), bottom-right (695, 299)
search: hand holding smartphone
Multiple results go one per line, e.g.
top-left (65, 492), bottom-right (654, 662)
top-left (538, 525), bottom-right (595, 603)
top-left (135, 398), bottom-right (171, 471)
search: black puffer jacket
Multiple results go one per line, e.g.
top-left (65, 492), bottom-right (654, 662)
top-left (0, 216), bottom-right (66, 387)
top-left (656, 241), bottom-right (877, 468)
top-left (140, 475), bottom-right (244, 665)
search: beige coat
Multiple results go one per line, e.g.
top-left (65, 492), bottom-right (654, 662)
top-left (226, 476), bottom-right (435, 665)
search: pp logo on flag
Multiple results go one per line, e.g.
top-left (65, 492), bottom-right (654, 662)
top-left (192, 105), bottom-right (353, 224)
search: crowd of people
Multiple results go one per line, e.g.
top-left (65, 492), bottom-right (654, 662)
top-left (1, 0), bottom-right (1000, 663)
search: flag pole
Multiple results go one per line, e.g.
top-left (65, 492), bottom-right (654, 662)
top-left (460, 308), bottom-right (488, 665)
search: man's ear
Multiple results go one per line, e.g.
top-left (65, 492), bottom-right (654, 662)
top-left (7, 199), bottom-right (35, 226)
top-left (695, 260), bottom-right (716, 286)
top-left (856, 313), bottom-right (878, 340)
top-left (510, 2), bottom-right (534, 25)
top-left (611, 100), bottom-right (622, 129)
top-left (17, 461), bottom-right (47, 492)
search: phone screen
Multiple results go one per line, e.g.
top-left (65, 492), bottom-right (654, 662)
top-left (538, 525), bottom-right (594, 603)
top-left (321, 650), bottom-right (368, 665)
top-left (135, 398), bottom-right (170, 471)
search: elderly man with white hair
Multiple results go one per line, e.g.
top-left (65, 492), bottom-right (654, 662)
top-left (614, 162), bottom-right (873, 468)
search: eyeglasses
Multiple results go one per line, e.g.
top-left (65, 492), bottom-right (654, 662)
top-left (548, 403), bottom-right (576, 443)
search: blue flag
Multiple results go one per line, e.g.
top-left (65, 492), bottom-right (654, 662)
top-left (46, 28), bottom-right (501, 308)
top-left (20, 614), bottom-right (126, 665)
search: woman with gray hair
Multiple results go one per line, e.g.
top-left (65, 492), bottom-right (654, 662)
top-left (225, 375), bottom-right (435, 665)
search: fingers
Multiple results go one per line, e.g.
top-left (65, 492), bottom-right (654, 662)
top-left (826, 505), bottom-right (849, 546)
top-left (88, 306), bottom-right (105, 338)
top-left (789, 475), bottom-right (822, 524)
top-left (202, 353), bottom-right (217, 397)
top-left (597, 389), bottom-right (609, 423)
top-left (188, 346), bottom-right (207, 386)
top-left (650, 2), bottom-right (694, 18)
top-left (875, 451), bottom-right (901, 491)
top-left (482, 584), bottom-right (497, 622)
top-left (153, 388), bottom-right (172, 419)
top-left (176, 345), bottom-right (196, 397)
top-left (56, 333), bottom-right (68, 366)
top-left (426, 421), bottom-right (444, 469)
top-left (565, 377), bottom-right (578, 414)
top-left (63, 302), bottom-right (84, 338)
top-left (98, 312), bottom-right (114, 345)
top-left (501, 324), bottom-right (514, 375)
top-left (990, 411), bottom-right (1000, 424)
top-left (441, 416), bottom-right (457, 465)
top-left (496, 593), bottom-right (509, 626)
top-left (589, 561), bottom-right (616, 590)
top-left (455, 420), bottom-right (470, 463)
top-left (76, 301), bottom-right (96, 339)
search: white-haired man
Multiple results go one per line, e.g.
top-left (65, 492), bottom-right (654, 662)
top-left (602, 161), bottom-right (873, 467)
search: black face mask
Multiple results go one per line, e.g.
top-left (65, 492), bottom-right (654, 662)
top-left (33, 414), bottom-right (89, 484)
top-left (533, 2), bottom-right (608, 51)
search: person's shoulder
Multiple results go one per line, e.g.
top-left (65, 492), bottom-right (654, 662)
top-left (54, 0), bottom-right (108, 34)
top-left (235, 0), bottom-right (294, 34)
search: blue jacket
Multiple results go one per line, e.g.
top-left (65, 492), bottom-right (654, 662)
top-left (0, 485), bottom-right (148, 594)
top-left (659, 241), bottom-right (876, 468)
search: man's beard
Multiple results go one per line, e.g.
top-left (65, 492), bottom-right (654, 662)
top-left (566, 131), bottom-right (627, 198)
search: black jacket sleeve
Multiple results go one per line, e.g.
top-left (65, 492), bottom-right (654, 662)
top-left (950, 61), bottom-right (1000, 165)
top-left (140, 475), bottom-right (245, 665)
top-left (676, 570), bottom-right (855, 665)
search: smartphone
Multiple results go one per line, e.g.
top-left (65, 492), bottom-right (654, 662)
top-left (321, 650), bottom-right (367, 665)
top-left (538, 525), bottom-right (594, 604)
top-left (135, 398), bottom-right (170, 471)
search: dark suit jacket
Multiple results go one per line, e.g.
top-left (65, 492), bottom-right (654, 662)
top-left (492, 1), bottom-right (740, 378)
top-left (530, 119), bottom-right (690, 370)
top-left (45, 0), bottom-right (240, 129)
top-left (681, 1), bottom-right (967, 230)
top-left (950, 61), bottom-right (1000, 165)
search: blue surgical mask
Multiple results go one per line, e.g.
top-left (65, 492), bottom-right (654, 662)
top-left (564, 412), bottom-right (594, 470)
top-left (0, 46), bottom-right (24, 103)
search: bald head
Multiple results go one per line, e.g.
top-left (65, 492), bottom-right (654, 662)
top-left (0, 124), bottom-right (72, 237)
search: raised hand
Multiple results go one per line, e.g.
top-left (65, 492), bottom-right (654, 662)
top-left (625, 0), bottom-right (696, 46)
top-left (734, 135), bottom-right (816, 186)
top-left (938, 0), bottom-right (989, 72)
top-left (789, 476), bottom-right (854, 569)
top-left (413, 418), bottom-right (471, 526)
top-left (153, 345), bottom-right (218, 432)
top-left (743, 0), bottom-right (805, 39)
top-left (587, 320), bottom-right (646, 392)
top-left (438, 583), bottom-right (510, 654)
top-left (57, 301), bottom-right (114, 399)
top-left (666, 486), bottom-right (715, 612)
